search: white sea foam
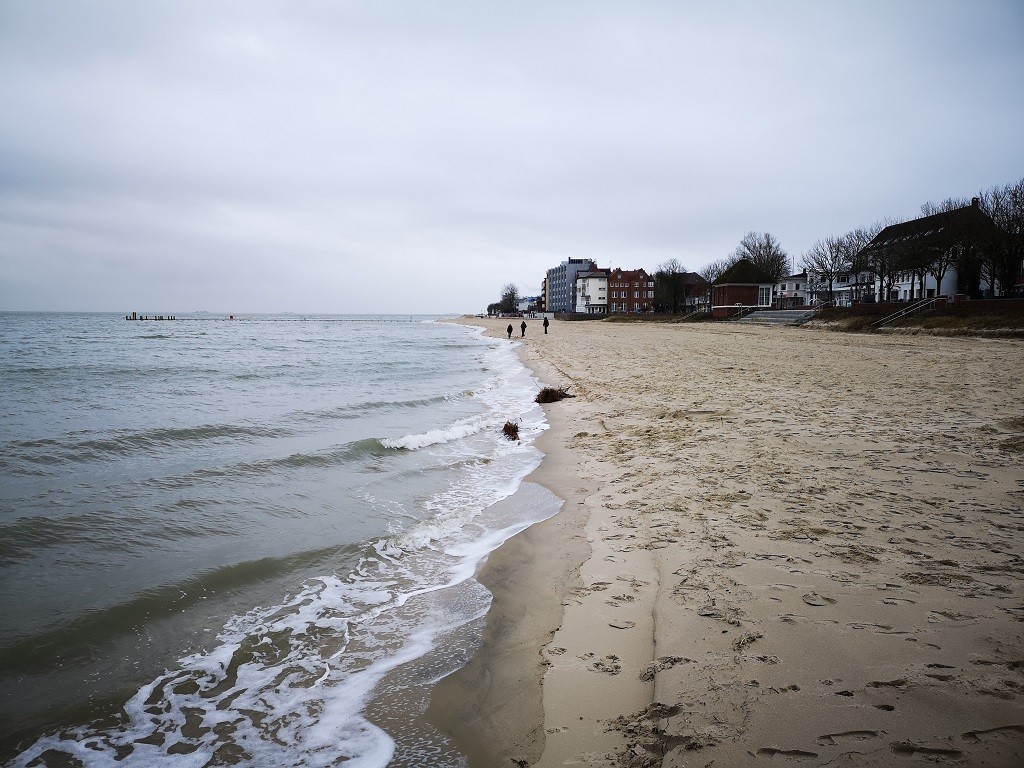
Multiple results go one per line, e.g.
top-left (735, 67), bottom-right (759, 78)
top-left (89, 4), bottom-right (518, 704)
top-left (379, 413), bottom-right (495, 450)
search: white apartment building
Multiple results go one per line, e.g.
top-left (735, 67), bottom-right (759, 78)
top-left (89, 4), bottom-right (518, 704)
top-left (574, 270), bottom-right (609, 314)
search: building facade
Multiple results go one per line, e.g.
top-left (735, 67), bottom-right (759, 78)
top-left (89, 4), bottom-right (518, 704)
top-left (545, 259), bottom-right (597, 313)
top-left (712, 259), bottom-right (774, 318)
top-left (776, 271), bottom-right (809, 308)
top-left (574, 269), bottom-right (609, 313)
top-left (860, 198), bottom-right (1002, 301)
top-left (607, 268), bottom-right (654, 313)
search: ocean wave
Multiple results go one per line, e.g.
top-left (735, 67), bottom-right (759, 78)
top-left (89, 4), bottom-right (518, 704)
top-left (378, 414), bottom-right (495, 451)
top-left (7, 483), bottom-right (559, 768)
top-left (289, 394), bottom-right (455, 424)
top-left (2, 423), bottom-right (293, 465)
top-left (144, 438), bottom-right (393, 489)
top-left (0, 544), bottom-right (352, 675)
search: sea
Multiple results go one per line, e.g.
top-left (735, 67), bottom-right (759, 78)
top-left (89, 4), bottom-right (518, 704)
top-left (0, 312), bottom-right (560, 767)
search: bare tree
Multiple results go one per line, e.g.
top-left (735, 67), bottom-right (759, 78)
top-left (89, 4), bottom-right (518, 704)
top-left (842, 226), bottom-right (880, 301)
top-left (732, 232), bottom-right (789, 284)
top-left (860, 217), bottom-right (900, 301)
top-left (699, 258), bottom-right (733, 308)
top-left (980, 177), bottom-right (1024, 296)
top-left (800, 236), bottom-right (848, 304)
top-left (498, 282), bottom-right (520, 314)
top-left (920, 197), bottom-right (970, 217)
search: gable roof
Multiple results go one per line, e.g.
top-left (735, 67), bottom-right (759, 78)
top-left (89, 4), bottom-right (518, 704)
top-left (609, 267), bottom-right (650, 279)
top-left (681, 272), bottom-right (710, 289)
top-left (715, 258), bottom-right (773, 285)
top-left (865, 199), bottom-right (998, 253)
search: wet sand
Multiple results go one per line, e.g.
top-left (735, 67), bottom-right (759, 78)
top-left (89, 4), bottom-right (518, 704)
top-left (429, 316), bottom-right (1024, 767)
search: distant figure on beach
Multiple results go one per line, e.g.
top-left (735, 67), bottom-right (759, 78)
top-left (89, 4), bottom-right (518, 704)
top-left (506, 323), bottom-right (513, 339)
top-left (520, 320), bottom-right (527, 337)
top-left (543, 317), bottom-right (549, 334)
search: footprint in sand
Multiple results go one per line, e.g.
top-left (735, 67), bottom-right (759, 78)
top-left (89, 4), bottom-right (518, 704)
top-left (754, 747), bottom-right (818, 759)
top-left (962, 724), bottom-right (1024, 742)
top-left (639, 656), bottom-right (692, 681)
top-left (867, 678), bottom-right (908, 689)
top-left (802, 592), bottom-right (836, 606)
top-left (817, 731), bottom-right (880, 746)
top-left (847, 622), bottom-right (909, 635)
top-left (927, 610), bottom-right (976, 623)
top-left (890, 742), bottom-right (963, 758)
top-left (606, 593), bottom-right (636, 607)
top-left (581, 653), bottom-right (621, 675)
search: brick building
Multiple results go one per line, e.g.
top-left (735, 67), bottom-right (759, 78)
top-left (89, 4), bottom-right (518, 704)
top-left (711, 258), bottom-right (775, 318)
top-left (607, 268), bottom-right (654, 314)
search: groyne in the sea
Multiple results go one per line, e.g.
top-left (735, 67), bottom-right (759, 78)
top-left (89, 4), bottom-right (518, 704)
top-left (125, 312), bottom-right (179, 321)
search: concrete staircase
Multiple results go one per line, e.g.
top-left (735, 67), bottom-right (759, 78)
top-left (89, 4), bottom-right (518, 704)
top-left (731, 309), bottom-right (817, 326)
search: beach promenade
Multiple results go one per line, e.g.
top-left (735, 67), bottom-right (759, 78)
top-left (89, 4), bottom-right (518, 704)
top-left (431, 316), bottom-right (1024, 767)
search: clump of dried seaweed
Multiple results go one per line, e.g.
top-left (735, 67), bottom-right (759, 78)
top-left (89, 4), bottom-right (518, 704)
top-left (535, 386), bottom-right (574, 404)
top-left (502, 421), bottom-right (520, 440)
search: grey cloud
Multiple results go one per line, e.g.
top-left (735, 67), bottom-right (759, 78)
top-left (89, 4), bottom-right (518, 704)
top-left (2, 1), bottom-right (1022, 312)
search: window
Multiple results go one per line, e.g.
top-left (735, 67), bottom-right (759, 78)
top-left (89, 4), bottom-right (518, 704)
top-left (758, 286), bottom-right (771, 306)
top-left (781, 284), bottom-right (787, 291)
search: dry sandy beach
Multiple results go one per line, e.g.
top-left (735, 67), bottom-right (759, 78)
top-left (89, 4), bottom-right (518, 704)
top-left (428, 316), bottom-right (1024, 767)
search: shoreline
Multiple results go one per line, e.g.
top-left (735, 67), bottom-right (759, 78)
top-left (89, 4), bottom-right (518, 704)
top-left (429, 316), bottom-right (1024, 767)
top-left (424, 318), bottom-right (601, 765)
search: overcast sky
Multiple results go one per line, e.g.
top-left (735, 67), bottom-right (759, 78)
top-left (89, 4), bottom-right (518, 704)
top-left (1, 1), bottom-right (1022, 313)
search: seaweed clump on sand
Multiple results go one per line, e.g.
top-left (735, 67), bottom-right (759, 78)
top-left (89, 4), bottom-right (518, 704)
top-left (502, 420), bottom-right (520, 441)
top-left (535, 386), bottom-right (574, 404)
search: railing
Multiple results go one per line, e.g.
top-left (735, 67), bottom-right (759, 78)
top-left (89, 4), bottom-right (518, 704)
top-left (724, 305), bottom-right (760, 320)
top-left (871, 298), bottom-right (939, 329)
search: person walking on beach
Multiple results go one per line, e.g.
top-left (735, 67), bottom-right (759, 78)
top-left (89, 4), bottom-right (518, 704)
top-left (520, 320), bottom-right (527, 337)
top-left (506, 323), bottom-right (513, 339)
top-left (543, 317), bottom-right (549, 334)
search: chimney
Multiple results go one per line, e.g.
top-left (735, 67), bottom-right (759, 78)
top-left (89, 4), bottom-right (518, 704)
top-left (972, 197), bottom-right (980, 208)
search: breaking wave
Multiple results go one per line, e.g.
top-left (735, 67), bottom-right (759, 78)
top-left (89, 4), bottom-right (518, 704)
top-left (379, 414), bottom-right (496, 451)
